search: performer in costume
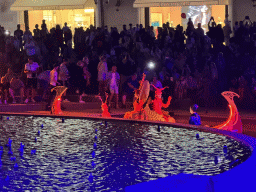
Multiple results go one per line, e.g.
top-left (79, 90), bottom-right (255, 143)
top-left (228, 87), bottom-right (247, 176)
top-left (97, 92), bottom-right (111, 118)
top-left (189, 104), bottom-right (201, 125)
top-left (145, 84), bottom-right (175, 123)
top-left (124, 73), bottom-right (149, 120)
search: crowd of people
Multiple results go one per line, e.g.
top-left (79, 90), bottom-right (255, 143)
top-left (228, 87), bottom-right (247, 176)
top-left (0, 16), bottom-right (256, 110)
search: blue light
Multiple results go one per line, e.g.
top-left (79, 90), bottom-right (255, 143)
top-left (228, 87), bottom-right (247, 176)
top-left (214, 156), bottom-right (218, 165)
top-left (31, 150), bottom-right (36, 155)
top-left (88, 173), bottom-right (93, 182)
top-left (91, 161), bottom-right (96, 168)
top-left (41, 124), bottom-right (44, 128)
top-left (14, 163), bottom-right (18, 168)
top-left (5, 176), bottom-right (9, 182)
top-left (223, 145), bottom-right (228, 153)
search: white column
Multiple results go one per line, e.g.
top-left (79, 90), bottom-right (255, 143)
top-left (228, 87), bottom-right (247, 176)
top-left (95, 0), bottom-right (101, 28)
top-left (17, 11), bottom-right (25, 31)
top-left (138, 7), bottom-right (145, 26)
top-left (228, 0), bottom-right (233, 31)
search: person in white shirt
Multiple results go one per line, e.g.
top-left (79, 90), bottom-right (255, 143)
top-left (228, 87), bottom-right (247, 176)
top-left (24, 57), bottom-right (39, 103)
top-left (107, 66), bottom-right (120, 109)
top-left (58, 59), bottom-right (70, 86)
top-left (97, 54), bottom-right (108, 100)
top-left (46, 64), bottom-right (60, 110)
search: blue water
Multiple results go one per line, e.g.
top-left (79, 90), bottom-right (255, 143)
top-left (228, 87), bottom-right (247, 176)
top-left (0, 116), bottom-right (252, 191)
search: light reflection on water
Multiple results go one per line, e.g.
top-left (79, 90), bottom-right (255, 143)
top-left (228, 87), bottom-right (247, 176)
top-left (0, 116), bottom-right (252, 191)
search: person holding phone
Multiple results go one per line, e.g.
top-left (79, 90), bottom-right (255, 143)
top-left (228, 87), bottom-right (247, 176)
top-left (24, 57), bottom-right (39, 103)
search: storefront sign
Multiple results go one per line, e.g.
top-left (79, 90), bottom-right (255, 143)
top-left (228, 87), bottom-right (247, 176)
top-left (134, 0), bottom-right (227, 8)
top-left (161, 1), bottom-right (219, 7)
top-left (33, 5), bottom-right (82, 10)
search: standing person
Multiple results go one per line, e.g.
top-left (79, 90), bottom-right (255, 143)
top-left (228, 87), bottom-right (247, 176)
top-left (37, 68), bottom-right (50, 102)
top-left (46, 64), bottom-right (60, 110)
top-left (121, 73), bottom-right (139, 108)
top-left (0, 68), bottom-right (14, 104)
top-left (223, 21), bottom-right (232, 46)
top-left (33, 24), bottom-right (41, 43)
top-left (9, 75), bottom-right (25, 104)
top-left (55, 24), bottom-right (63, 55)
top-left (23, 26), bottom-right (32, 46)
top-left (77, 60), bottom-right (91, 103)
top-left (63, 23), bottom-right (71, 45)
top-left (14, 24), bottom-right (23, 51)
top-left (58, 58), bottom-right (70, 102)
top-left (107, 66), bottom-right (120, 109)
top-left (24, 37), bottom-right (36, 58)
top-left (24, 57), bottom-right (39, 103)
top-left (97, 54), bottom-right (108, 101)
top-left (58, 58), bottom-right (69, 87)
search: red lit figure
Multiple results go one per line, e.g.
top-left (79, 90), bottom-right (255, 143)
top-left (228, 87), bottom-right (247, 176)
top-left (149, 84), bottom-right (175, 123)
top-left (51, 86), bottom-right (67, 115)
top-left (98, 93), bottom-right (111, 118)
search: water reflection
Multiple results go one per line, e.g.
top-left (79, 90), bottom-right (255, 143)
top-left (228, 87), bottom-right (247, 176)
top-left (0, 116), bottom-right (252, 191)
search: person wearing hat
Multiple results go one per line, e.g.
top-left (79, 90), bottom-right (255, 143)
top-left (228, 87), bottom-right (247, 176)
top-left (189, 104), bottom-right (201, 125)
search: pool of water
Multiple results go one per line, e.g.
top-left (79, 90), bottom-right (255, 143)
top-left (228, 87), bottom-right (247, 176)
top-left (0, 116), bottom-right (252, 191)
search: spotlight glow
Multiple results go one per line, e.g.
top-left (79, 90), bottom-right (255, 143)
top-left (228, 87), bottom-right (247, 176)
top-left (148, 62), bottom-right (155, 69)
top-left (4, 30), bottom-right (9, 36)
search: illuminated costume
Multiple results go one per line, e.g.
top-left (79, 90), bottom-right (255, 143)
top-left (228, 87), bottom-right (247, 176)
top-left (145, 85), bottom-right (175, 123)
top-left (51, 86), bottom-right (67, 115)
top-left (124, 73), bottom-right (149, 120)
top-left (213, 91), bottom-right (242, 133)
top-left (189, 104), bottom-right (201, 125)
top-left (98, 93), bottom-right (111, 118)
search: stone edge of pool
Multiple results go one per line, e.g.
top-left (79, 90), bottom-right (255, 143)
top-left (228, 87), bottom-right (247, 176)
top-left (0, 112), bottom-right (255, 192)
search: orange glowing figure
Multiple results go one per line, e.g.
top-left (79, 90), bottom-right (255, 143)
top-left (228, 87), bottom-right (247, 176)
top-left (124, 74), bottom-right (148, 120)
top-left (150, 84), bottom-right (175, 123)
top-left (98, 93), bottom-right (111, 118)
top-left (213, 91), bottom-right (242, 133)
top-left (51, 86), bottom-right (68, 115)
